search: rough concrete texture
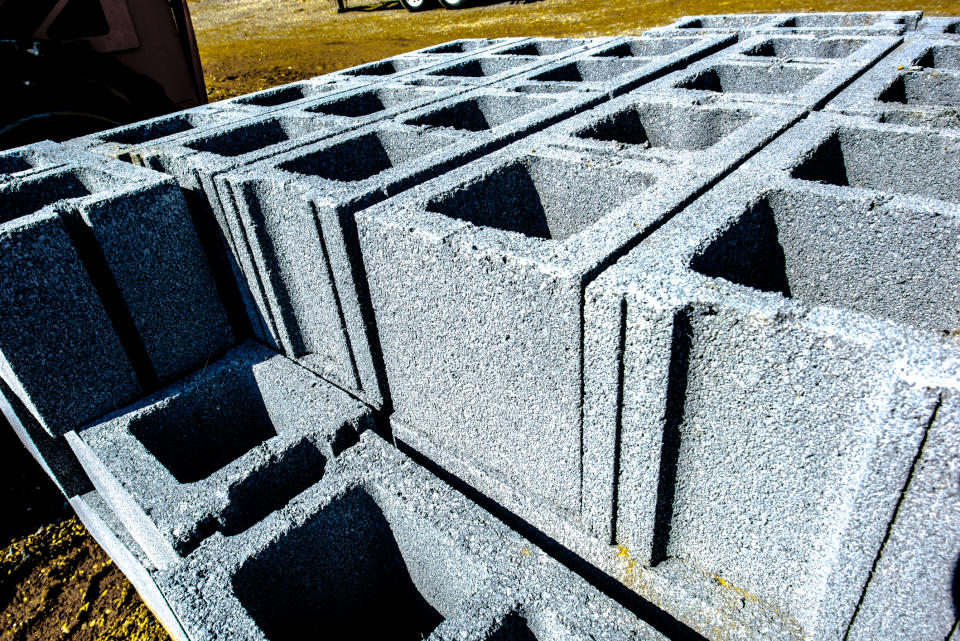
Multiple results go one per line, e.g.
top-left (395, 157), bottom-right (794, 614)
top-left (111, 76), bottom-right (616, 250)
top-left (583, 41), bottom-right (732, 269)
top-left (826, 37), bottom-right (960, 129)
top-left (154, 431), bottom-right (672, 641)
top-left (642, 33), bottom-right (900, 109)
top-left (582, 110), bottom-right (960, 641)
top-left (3, 22), bottom-right (959, 641)
top-left (0, 206), bottom-right (141, 437)
top-left (214, 84), bottom-right (603, 407)
top-left (397, 38), bottom-right (616, 88)
top-left (916, 15), bottom-right (960, 36)
top-left (646, 11), bottom-right (922, 37)
top-left (356, 94), bottom-right (803, 534)
top-left (70, 490), bottom-right (191, 641)
top-left (66, 341), bottom-right (373, 569)
top-left (117, 84), bottom-right (463, 353)
top-left (494, 34), bottom-right (734, 97)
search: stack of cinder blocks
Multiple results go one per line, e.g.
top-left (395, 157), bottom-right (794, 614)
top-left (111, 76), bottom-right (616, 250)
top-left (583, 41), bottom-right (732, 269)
top-left (1, 15), bottom-right (957, 641)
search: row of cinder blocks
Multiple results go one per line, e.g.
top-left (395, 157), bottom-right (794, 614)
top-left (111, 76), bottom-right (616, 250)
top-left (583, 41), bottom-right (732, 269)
top-left (0, 19), bottom-right (958, 641)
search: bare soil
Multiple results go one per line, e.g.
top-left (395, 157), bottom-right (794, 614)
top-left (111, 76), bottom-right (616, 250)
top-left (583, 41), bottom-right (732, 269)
top-left (0, 518), bottom-right (169, 641)
top-left (189, 0), bottom-right (960, 101)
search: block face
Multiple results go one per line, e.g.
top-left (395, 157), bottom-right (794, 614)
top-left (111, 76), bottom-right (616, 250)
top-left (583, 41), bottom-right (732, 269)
top-left (362, 219), bottom-right (584, 511)
top-left (0, 211), bottom-right (141, 436)
top-left (847, 390), bottom-right (960, 641)
top-left (79, 181), bottom-right (235, 383)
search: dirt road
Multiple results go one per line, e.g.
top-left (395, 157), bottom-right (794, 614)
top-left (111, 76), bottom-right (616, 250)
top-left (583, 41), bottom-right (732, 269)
top-left (189, 0), bottom-right (960, 101)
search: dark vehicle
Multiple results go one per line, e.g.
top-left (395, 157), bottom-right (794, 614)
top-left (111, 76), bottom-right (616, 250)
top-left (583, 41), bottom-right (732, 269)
top-left (0, 0), bottom-right (206, 150)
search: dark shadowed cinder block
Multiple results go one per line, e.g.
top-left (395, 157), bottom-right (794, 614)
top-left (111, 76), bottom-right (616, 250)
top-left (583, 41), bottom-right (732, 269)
top-left (67, 341), bottom-right (373, 570)
top-left (0, 144), bottom-right (234, 434)
top-left (0, 209), bottom-right (141, 436)
top-left (153, 433), bottom-right (672, 641)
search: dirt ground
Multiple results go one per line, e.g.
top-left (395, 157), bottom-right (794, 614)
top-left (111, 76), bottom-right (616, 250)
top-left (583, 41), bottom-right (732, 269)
top-left (5, 0), bottom-right (960, 639)
top-left (1, 518), bottom-right (169, 641)
top-left (190, 0), bottom-right (960, 101)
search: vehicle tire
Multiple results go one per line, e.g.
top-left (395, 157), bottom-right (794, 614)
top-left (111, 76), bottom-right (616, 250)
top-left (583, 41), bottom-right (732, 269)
top-left (437, 0), bottom-right (466, 8)
top-left (399, 0), bottom-right (432, 12)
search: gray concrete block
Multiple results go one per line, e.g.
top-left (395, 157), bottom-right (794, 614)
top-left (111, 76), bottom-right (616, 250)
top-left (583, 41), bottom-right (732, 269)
top-left (0, 204), bottom-right (141, 436)
top-left (67, 160), bottom-right (235, 385)
top-left (354, 94), bottom-right (802, 543)
top-left (66, 341), bottom-right (373, 570)
top-left (0, 377), bottom-right (92, 497)
top-left (70, 491), bottom-right (191, 641)
top-left (0, 145), bottom-right (234, 433)
top-left (216, 87), bottom-right (602, 408)
top-left (915, 15), bottom-right (960, 37)
top-left (397, 37), bottom-right (528, 57)
top-left (153, 431), bottom-right (672, 641)
top-left (642, 33), bottom-right (900, 109)
top-left (123, 85), bottom-right (460, 349)
top-left (846, 389), bottom-right (960, 641)
top-left (646, 11), bottom-right (920, 36)
top-left (825, 37), bottom-right (960, 130)
top-left (328, 53), bottom-right (453, 81)
top-left (493, 34), bottom-right (734, 97)
top-left (68, 76), bottom-right (370, 159)
top-left (581, 109), bottom-right (960, 641)
top-left (398, 38), bottom-right (615, 88)
top-left (0, 140), bottom-right (74, 180)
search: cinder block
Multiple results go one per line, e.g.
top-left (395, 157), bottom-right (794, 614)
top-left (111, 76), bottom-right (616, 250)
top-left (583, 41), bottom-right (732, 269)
top-left (846, 390), bottom-right (960, 641)
top-left (397, 37), bottom-right (527, 56)
top-left (646, 11), bottom-right (920, 36)
top-left (0, 140), bottom-right (74, 180)
top-left (0, 146), bottom-right (234, 435)
top-left (494, 34), bottom-right (734, 96)
top-left (68, 76), bottom-right (370, 159)
top-left (397, 38), bottom-right (615, 88)
top-left (216, 87), bottom-right (603, 408)
top-left (70, 491), bottom-right (191, 641)
top-left (121, 85), bottom-right (459, 350)
top-left (66, 341), bottom-right (373, 570)
top-left (354, 94), bottom-right (801, 542)
top-left (581, 110), bottom-right (960, 641)
top-left (825, 38), bottom-right (960, 129)
top-left (328, 53), bottom-right (451, 81)
top-left (0, 378), bottom-right (92, 497)
top-left (153, 432), bottom-right (672, 641)
top-left (0, 199), bottom-right (141, 436)
top-left (914, 15), bottom-right (960, 37)
top-left (213, 75), bottom-right (371, 115)
top-left (642, 33), bottom-right (900, 109)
